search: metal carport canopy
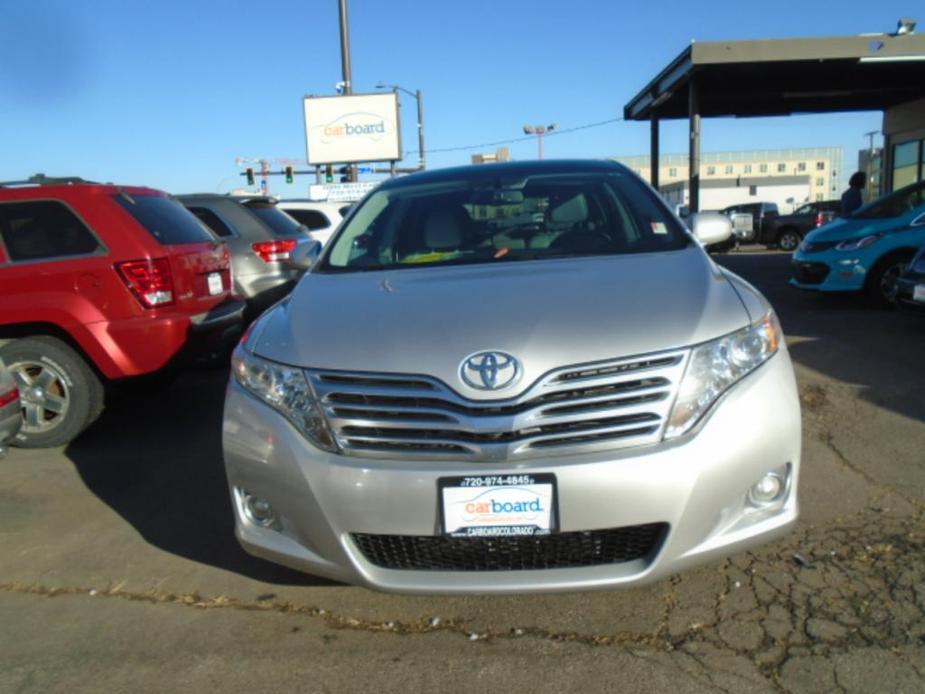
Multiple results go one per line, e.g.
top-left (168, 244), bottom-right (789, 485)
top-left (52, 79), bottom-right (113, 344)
top-left (623, 33), bottom-right (925, 211)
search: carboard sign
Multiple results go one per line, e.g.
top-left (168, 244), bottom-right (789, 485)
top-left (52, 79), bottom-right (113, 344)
top-left (303, 93), bottom-right (401, 165)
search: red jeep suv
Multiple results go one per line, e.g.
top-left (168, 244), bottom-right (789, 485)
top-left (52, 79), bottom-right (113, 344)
top-left (0, 175), bottom-right (244, 448)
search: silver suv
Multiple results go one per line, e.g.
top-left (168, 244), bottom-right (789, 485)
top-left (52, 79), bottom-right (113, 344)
top-left (179, 194), bottom-right (306, 320)
top-left (223, 160), bottom-right (801, 594)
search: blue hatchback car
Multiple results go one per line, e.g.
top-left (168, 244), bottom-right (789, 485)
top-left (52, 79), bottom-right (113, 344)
top-left (790, 180), bottom-right (925, 305)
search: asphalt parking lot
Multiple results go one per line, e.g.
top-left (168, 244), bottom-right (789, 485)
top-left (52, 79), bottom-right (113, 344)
top-left (1, 249), bottom-right (923, 693)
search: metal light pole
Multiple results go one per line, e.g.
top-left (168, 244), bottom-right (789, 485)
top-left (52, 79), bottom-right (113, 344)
top-left (338, 0), bottom-right (352, 96)
top-left (376, 82), bottom-right (426, 171)
top-left (259, 159), bottom-right (270, 195)
top-left (523, 123), bottom-right (557, 160)
top-left (337, 0), bottom-right (357, 182)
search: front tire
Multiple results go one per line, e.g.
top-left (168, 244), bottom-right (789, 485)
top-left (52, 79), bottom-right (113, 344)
top-left (0, 336), bottom-right (104, 448)
top-left (865, 252), bottom-right (912, 308)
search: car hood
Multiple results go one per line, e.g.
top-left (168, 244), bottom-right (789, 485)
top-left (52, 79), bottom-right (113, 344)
top-left (806, 215), bottom-right (899, 242)
top-left (251, 247), bottom-right (751, 399)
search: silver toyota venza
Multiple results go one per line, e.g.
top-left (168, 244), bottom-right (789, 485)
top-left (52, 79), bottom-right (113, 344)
top-left (223, 160), bottom-right (800, 594)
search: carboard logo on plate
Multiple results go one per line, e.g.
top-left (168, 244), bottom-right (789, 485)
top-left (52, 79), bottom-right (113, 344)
top-left (443, 483), bottom-right (554, 537)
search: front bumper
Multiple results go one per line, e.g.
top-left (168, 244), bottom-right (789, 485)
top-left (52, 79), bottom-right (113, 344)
top-left (790, 252), bottom-right (867, 292)
top-left (222, 349), bottom-right (801, 594)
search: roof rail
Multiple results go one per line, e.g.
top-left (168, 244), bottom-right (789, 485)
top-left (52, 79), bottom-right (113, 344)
top-left (0, 173), bottom-right (98, 188)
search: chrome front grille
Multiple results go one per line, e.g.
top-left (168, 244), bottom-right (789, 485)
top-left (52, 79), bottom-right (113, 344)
top-left (309, 350), bottom-right (688, 461)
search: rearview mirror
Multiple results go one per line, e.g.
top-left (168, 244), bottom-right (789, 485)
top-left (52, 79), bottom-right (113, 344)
top-left (690, 212), bottom-right (733, 246)
top-left (288, 238), bottom-right (322, 271)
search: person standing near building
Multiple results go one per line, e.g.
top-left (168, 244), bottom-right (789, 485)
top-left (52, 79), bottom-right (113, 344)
top-left (841, 172), bottom-right (867, 216)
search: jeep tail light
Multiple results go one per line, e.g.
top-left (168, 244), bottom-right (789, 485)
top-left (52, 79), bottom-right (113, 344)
top-left (815, 212), bottom-right (827, 227)
top-left (116, 258), bottom-right (175, 308)
top-left (252, 239), bottom-right (297, 263)
top-left (0, 387), bottom-right (18, 408)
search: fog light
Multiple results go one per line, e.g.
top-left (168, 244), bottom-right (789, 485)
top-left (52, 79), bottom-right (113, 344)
top-left (238, 489), bottom-right (279, 528)
top-left (747, 465), bottom-right (789, 507)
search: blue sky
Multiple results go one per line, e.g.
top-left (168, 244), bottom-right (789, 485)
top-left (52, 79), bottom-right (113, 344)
top-left (0, 0), bottom-right (913, 195)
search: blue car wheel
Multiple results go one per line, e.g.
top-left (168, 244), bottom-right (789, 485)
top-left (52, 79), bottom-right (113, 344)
top-left (867, 251), bottom-right (913, 306)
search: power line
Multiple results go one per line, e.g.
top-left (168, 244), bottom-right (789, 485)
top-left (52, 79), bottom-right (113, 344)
top-left (408, 116), bottom-right (625, 156)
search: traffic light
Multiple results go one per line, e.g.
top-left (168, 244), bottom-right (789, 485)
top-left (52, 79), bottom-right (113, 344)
top-left (245, 167), bottom-right (255, 186)
top-left (338, 165), bottom-right (350, 183)
top-left (325, 165), bottom-right (333, 183)
top-left (284, 165), bottom-right (294, 184)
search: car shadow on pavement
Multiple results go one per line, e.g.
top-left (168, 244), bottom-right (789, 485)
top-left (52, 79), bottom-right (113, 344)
top-left (785, 296), bottom-right (925, 423)
top-left (717, 252), bottom-right (925, 425)
top-left (65, 365), bottom-right (338, 587)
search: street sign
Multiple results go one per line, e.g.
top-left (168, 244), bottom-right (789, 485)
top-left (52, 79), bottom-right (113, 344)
top-left (310, 181), bottom-right (380, 203)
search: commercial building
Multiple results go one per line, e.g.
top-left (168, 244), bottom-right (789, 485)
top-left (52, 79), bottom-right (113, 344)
top-left (885, 99), bottom-right (925, 190)
top-left (471, 147), bottom-right (511, 164)
top-left (659, 176), bottom-right (812, 213)
top-left (614, 147), bottom-right (842, 210)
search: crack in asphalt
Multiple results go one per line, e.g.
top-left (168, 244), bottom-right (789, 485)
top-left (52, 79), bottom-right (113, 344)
top-left (2, 502), bottom-right (922, 692)
top-left (0, 581), bottom-right (668, 649)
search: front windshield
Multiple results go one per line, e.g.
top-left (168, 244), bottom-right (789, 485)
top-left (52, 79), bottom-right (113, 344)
top-left (321, 171), bottom-right (689, 272)
top-left (794, 204), bottom-right (814, 215)
top-left (852, 182), bottom-right (925, 220)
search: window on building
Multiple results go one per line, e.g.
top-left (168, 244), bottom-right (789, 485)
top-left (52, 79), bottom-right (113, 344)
top-left (668, 167), bottom-right (677, 177)
top-left (777, 163), bottom-right (787, 173)
top-left (706, 166), bottom-right (716, 176)
top-left (892, 140), bottom-right (923, 189)
top-left (749, 185), bottom-right (758, 196)
top-left (744, 164), bottom-right (752, 174)
top-left (0, 201), bottom-right (103, 262)
top-left (816, 193), bottom-right (825, 201)
top-left (815, 177), bottom-right (825, 187)
top-left (797, 162), bottom-right (807, 172)
top-left (723, 164), bottom-right (733, 174)
top-left (816, 161), bottom-right (826, 170)
top-left (759, 164), bottom-right (768, 173)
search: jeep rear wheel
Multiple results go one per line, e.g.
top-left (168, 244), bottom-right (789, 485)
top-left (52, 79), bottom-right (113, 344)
top-left (0, 337), bottom-right (104, 448)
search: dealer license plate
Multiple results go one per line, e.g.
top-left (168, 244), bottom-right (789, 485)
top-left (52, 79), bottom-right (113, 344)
top-left (914, 284), bottom-right (925, 303)
top-left (207, 272), bottom-right (223, 296)
top-left (439, 474), bottom-right (557, 538)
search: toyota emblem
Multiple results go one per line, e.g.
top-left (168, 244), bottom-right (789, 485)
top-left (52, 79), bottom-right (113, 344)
top-left (459, 351), bottom-right (521, 391)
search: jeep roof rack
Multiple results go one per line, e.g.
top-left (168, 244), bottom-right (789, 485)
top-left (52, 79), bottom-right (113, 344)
top-left (0, 174), bottom-right (99, 188)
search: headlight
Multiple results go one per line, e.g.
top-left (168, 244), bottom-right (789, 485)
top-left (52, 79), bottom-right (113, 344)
top-left (231, 345), bottom-right (337, 452)
top-left (665, 312), bottom-right (782, 439)
top-left (835, 235), bottom-right (879, 251)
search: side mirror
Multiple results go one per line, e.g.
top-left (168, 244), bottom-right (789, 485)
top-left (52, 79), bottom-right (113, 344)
top-left (288, 238), bottom-right (322, 271)
top-left (691, 212), bottom-right (733, 246)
